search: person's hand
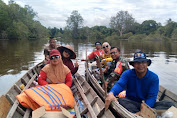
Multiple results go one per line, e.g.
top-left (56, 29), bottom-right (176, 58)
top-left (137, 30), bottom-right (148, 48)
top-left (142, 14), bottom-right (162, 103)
top-left (102, 66), bottom-right (108, 73)
top-left (101, 59), bottom-right (105, 65)
top-left (102, 81), bottom-right (108, 90)
top-left (75, 60), bottom-right (79, 67)
top-left (105, 92), bottom-right (116, 110)
top-left (102, 68), bottom-right (107, 73)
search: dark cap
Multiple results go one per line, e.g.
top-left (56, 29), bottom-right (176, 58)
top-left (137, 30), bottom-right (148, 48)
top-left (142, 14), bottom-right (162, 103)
top-left (129, 51), bottom-right (151, 66)
top-left (49, 36), bottom-right (55, 39)
top-left (95, 41), bottom-right (101, 46)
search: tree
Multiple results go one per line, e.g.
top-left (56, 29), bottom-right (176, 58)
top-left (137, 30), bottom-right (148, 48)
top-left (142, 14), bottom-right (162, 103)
top-left (109, 11), bottom-right (135, 36)
top-left (164, 19), bottom-right (177, 38)
top-left (156, 26), bottom-right (165, 37)
top-left (79, 26), bottom-right (90, 40)
top-left (66, 10), bottom-right (84, 39)
top-left (0, 0), bottom-right (11, 35)
top-left (171, 28), bottom-right (177, 40)
top-left (0, 0), bottom-right (48, 40)
top-left (24, 5), bottom-right (37, 19)
top-left (140, 20), bottom-right (159, 35)
top-left (7, 21), bottom-right (29, 40)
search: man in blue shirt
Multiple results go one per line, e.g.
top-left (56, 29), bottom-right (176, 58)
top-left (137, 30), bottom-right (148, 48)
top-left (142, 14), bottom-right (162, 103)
top-left (105, 51), bottom-right (159, 114)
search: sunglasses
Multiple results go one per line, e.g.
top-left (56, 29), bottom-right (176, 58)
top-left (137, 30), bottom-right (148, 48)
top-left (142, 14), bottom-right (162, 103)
top-left (110, 51), bottom-right (118, 55)
top-left (50, 55), bottom-right (60, 60)
top-left (64, 49), bottom-right (72, 55)
top-left (103, 45), bottom-right (109, 49)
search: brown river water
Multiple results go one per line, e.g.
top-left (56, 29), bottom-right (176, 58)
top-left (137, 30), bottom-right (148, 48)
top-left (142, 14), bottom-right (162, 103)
top-left (0, 39), bottom-right (177, 95)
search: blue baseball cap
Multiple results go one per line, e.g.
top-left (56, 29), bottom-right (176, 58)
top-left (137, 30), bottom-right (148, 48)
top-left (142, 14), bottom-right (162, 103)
top-left (129, 51), bottom-right (151, 66)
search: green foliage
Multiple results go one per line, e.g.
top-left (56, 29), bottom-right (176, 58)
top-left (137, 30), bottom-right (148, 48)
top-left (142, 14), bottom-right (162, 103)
top-left (105, 34), bottom-right (119, 41)
top-left (164, 20), bottom-right (177, 38)
top-left (119, 32), bottom-right (133, 39)
top-left (3, 0), bottom-right (177, 41)
top-left (49, 27), bottom-right (59, 37)
top-left (140, 20), bottom-right (159, 35)
top-left (110, 10), bottom-right (135, 36)
top-left (128, 34), bottom-right (147, 41)
top-left (66, 10), bottom-right (84, 39)
top-left (171, 28), bottom-right (177, 40)
top-left (144, 33), bottom-right (162, 41)
top-left (30, 21), bottom-right (49, 39)
top-left (125, 22), bottom-right (141, 34)
top-left (156, 26), bottom-right (165, 37)
top-left (7, 21), bottom-right (29, 40)
top-left (0, 0), bottom-right (49, 40)
top-left (48, 27), bottom-right (65, 39)
top-left (79, 26), bottom-right (90, 40)
top-left (0, 0), bottom-right (11, 33)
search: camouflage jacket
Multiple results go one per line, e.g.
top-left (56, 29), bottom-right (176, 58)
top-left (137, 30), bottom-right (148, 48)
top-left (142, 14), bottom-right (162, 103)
top-left (105, 56), bottom-right (129, 76)
top-left (104, 56), bottom-right (129, 91)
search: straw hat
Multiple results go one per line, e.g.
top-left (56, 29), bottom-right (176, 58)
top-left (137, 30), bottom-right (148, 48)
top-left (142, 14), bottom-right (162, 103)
top-left (57, 45), bottom-right (76, 59)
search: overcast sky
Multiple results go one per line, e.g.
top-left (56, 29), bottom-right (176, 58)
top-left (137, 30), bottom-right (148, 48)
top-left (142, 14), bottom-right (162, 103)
top-left (3, 0), bottom-right (177, 28)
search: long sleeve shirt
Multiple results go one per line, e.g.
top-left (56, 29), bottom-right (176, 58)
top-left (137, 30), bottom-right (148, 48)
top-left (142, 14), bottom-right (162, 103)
top-left (38, 70), bottom-right (72, 87)
top-left (62, 57), bottom-right (78, 75)
top-left (110, 68), bottom-right (159, 107)
top-left (88, 49), bottom-right (104, 60)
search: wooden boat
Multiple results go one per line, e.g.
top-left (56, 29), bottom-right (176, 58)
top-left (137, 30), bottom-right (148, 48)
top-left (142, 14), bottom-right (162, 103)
top-left (0, 62), bottom-right (115, 118)
top-left (85, 62), bottom-right (177, 118)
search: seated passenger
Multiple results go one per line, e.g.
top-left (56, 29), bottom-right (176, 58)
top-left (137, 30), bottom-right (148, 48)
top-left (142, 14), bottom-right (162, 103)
top-left (103, 47), bottom-right (129, 91)
top-left (101, 42), bottom-right (112, 68)
top-left (81, 41), bottom-right (104, 61)
top-left (105, 51), bottom-right (159, 114)
top-left (57, 45), bottom-right (78, 75)
top-left (43, 37), bottom-right (60, 65)
top-left (38, 49), bottom-right (72, 87)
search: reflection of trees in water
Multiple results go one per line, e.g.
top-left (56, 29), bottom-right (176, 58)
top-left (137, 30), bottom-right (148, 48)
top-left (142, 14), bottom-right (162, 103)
top-left (58, 39), bottom-right (177, 59)
top-left (109, 40), bottom-right (177, 58)
top-left (2, 39), bottom-right (175, 75)
top-left (0, 40), bottom-right (47, 75)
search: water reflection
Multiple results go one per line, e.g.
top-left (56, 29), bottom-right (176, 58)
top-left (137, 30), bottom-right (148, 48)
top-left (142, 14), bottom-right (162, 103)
top-left (0, 40), bottom-right (47, 95)
top-left (0, 40), bottom-right (47, 75)
top-left (72, 40), bottom-right (177, 94)
top-left (0, 39), bottom-right (177, 95)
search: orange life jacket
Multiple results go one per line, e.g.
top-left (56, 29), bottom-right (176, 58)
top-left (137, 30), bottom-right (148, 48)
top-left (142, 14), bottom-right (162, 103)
top-left (114, 61), bottom-right (123, 75)
top-left (16, 84), bottom-right (75, 111)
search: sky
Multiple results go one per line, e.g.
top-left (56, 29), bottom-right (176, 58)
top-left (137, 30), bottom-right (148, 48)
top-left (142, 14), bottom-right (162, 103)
top-left (2, 0), bottom-right (177, 28)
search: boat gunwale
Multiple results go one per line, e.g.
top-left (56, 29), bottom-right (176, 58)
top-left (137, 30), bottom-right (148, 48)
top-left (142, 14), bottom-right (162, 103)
top-left (86, 62), bottom-right (177, 117)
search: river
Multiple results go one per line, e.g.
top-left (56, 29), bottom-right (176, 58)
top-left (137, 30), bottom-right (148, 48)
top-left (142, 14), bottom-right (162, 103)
top-left (0, 39), bottom-right (177, 95)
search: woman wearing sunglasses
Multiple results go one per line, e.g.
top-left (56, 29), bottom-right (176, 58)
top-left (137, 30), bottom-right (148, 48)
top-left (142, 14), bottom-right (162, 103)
top-left (58, 45), bottom-right (78, 75)
top-left (38, 49), bottom-right (72, 87)
top-left (101, 42), bottom-right (113, 67)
